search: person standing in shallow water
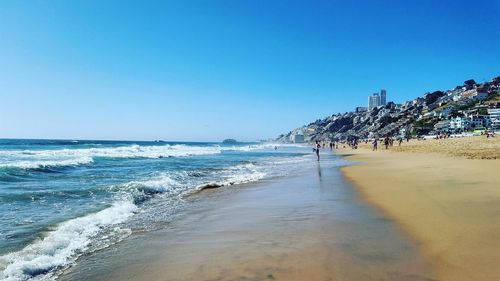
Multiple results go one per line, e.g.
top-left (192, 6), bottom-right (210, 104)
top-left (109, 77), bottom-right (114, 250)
top-left (372, 138), bottom-right (378, 151)
top-left (314, 141), bottom-right (321, 161)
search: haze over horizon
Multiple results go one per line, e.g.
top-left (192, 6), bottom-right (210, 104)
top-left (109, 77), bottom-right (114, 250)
top-left (1, 0), bottom-right (499, 141)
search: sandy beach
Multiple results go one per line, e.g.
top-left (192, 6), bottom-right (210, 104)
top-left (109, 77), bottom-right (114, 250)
top-left (59, 153), bottom-right (433, 281)
top-left (339, 136), bottom-right (500, 280)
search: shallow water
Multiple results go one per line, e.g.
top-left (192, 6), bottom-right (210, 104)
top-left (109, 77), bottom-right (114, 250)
top-left (60, 153), bottom-right (434, 281)
top-left (0, 139), bottom-right (309, 281)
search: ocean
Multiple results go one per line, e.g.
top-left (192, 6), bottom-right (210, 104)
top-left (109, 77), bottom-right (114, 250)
top-left (0, 139), bottom-right (311, 281)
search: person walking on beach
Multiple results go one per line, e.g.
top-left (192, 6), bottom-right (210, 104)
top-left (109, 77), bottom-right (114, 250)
top-left (372, 138), bottom-right (378, 151)
top-left (314, 141), bottom-right (321, 161)
top-left (384, 136), bottom-right (390, 149)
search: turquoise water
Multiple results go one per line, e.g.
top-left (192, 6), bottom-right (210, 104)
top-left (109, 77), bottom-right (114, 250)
top-left (0, 139), bottom-right (310, 281)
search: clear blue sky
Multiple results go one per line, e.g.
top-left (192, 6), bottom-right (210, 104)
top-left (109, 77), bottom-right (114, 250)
top-left (1, 0), bottom-right (499, 141)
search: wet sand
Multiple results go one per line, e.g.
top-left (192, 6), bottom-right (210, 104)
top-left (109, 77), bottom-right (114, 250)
top-left (339, 138), bottom-right (500, 280)
top-left (60, 153), bottom-right (433, 281)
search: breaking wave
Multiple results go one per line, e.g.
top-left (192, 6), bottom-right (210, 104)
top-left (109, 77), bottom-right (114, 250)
top-left (0, 157), bottom-right (94, 170)
top-left (0, 141), bottom-right (313, 281)
top-left (0, 143), bottom-right (303, 171)
top-left (0, 144), bottom-right (223, 171)
top-left (0, 200), bottom-right (137, 281)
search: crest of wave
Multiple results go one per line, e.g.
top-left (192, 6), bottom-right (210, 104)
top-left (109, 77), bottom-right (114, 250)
top-left (0, 156), bottom-right (94, 169)
top-left (0, 144), bottom-right (223, 169)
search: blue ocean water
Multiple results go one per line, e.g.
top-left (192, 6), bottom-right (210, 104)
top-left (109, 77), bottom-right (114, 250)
top-left (0, 139), bottom-right (310, 281)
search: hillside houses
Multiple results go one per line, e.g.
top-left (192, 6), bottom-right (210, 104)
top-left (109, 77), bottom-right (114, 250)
top-left (277, 76), bottom-right (500, 143)
top-left (453, 89), bottom-right (488, 102)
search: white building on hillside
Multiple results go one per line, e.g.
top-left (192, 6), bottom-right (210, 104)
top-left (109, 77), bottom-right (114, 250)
top-left (488, 108), bottom-right (500, 130)
top-left (434, 120), bottom-right (451, 132)
top-left (468, 115), bottom-right (490, 129)
top-left (457, 89), bottom-right (489, 101)
top-left (368, 93), bottom-right (380, 111)
top-left (292, 133), bottom-right (305, 143)
top-left (367, 90), bottom-right (388, 111)
top-left (450, 116), bottom-right (471, 131)
top-left (433, 106), bottom-right (454, 119)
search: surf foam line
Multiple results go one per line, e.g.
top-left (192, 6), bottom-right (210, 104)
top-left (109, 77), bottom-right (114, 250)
top-left (0, 143), bottom-right (307, 170)
top-left (0, 200), bottom-right (137, 281)
top-left (0, 157), bottom-right (94, 170)
top-left (0, 144), bottom-right (224, 170)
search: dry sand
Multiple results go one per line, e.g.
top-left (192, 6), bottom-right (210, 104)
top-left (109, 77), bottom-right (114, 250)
top-left (392, 135), bottom-right (500, 159)
top-left (339, 136), bottom-right (500, 280)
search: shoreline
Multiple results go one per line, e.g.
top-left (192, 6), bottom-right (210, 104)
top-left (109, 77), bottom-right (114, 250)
top-left (59, 152), bottom-right (432, 281)
top-left (337, 137), bottom-right (500, 280)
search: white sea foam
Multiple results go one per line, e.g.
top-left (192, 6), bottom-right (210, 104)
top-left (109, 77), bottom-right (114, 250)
top-left (0, 143), bottom-right (311, 280)
top-left (0, 157), bottom-right (94, 170)
top-left (221, 163), bottom-right (266, 185)
top-left (0, 200), bottom-right (137, 281)
top-left (0, 144), bottom-right (223, 170)
top-left (0, 143), bottom-right (308, 170)
top-left (119, 173), bottom-right (183, 196)
top-left (221, 143), bottom-right (306, 152)
top-left (0, 144), bottom-right (222, 159)
top-left (192, 163), bottom-right (267, 192)
top-left (113, 162), bottom-right (268, 198)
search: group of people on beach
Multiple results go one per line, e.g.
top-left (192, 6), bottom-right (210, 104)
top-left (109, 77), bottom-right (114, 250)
top-left (371, 135), bottom-right (406, 151)
top-left (429, 130), bottom-right (496, 140)
top-left (312, 133), bottom-right (414, 159)
top-left (483, 130), bottom-right (496, 138)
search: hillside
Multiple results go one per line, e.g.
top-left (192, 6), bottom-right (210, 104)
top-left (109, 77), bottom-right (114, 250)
top-left (277, 77), bottom-right (500, 143)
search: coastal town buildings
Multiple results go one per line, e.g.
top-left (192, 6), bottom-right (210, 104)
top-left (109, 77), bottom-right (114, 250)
top-left (434, 120), bottom-right (451, 132)
top-left (468, 115), bottom-right (490, 129)
top-left (449, 116), bottom-right (471, 131)
top-left (380, 89), bottom-right (387, 105)
top-left (453, 89), bottom-right (489, 102)
top-left (277, 76), bottom-right (499, 143)
top-left (355, 107), bottom-right (367, 113)
top-left (433, 106), bottom-right (454, 118)
top-left (460, 89), bottom-right (488, 101)
top-left (368, 93), bottom-right (380, 111)
top-left (398, 127), bottom-right (408, 138)
top-left (292, 133), bottom-right (305, 143)
top-left (488, 108), bottom-right (500, 130)
top-left (367, 90), bottom-right (387, 111)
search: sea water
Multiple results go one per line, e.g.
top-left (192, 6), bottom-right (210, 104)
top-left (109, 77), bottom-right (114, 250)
top-left (0, 139), bottom-right (310, 281)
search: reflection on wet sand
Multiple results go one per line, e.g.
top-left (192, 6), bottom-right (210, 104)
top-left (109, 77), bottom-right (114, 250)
top-left (60, 153), bottom-right (434, 281)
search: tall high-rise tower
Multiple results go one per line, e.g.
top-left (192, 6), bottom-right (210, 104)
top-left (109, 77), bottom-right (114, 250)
top-left (380, 89), bottom-right (387, 105)
top-left (368, 93), bottom-right (380, 111)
